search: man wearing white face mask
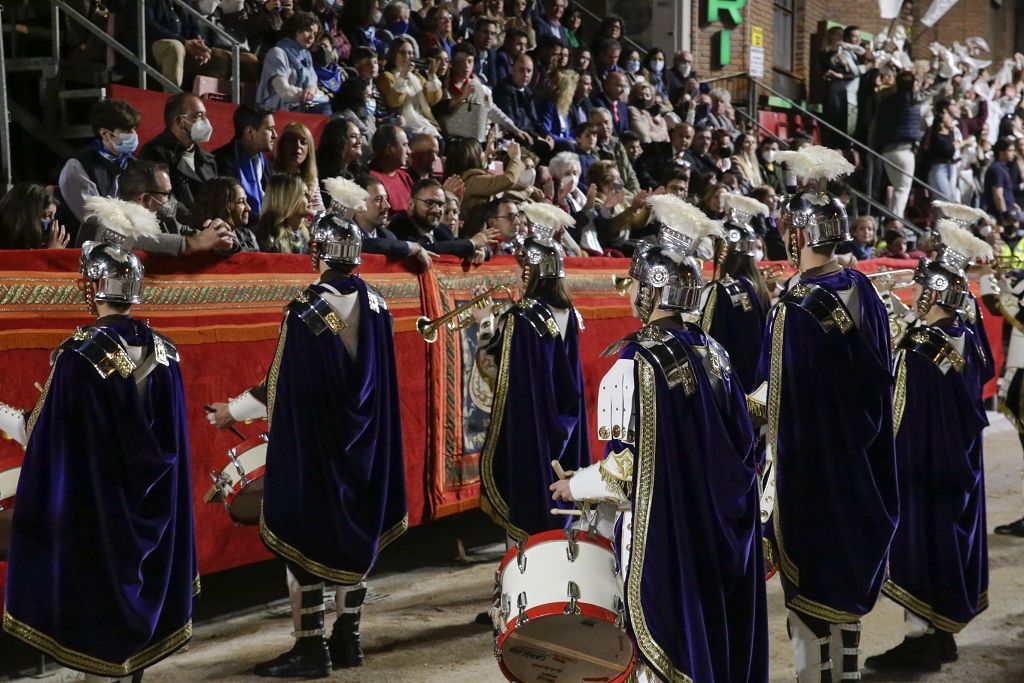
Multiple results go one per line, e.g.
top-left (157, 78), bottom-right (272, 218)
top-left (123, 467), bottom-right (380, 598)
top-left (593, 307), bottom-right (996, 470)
top-left (666, 50), bottom-right (697, 102)
top-left (139, 93), bottom-right (219, 222)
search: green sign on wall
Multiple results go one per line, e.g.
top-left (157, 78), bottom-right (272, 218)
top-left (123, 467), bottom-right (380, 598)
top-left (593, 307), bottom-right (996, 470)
top-left (703, 0), bottom-right (747, 67)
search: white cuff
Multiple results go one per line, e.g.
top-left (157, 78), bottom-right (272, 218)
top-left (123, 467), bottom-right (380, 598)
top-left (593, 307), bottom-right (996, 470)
top-left (478, 313), bottom-right (496, 343)
top-left (568, 462), bottom-right (620, 501)
top-left (980, 273), bottom-right (1000, 296)
top-left (228, 391), bottom-right (268, 422)
top-left (0, 402), bottom-right (27, 447)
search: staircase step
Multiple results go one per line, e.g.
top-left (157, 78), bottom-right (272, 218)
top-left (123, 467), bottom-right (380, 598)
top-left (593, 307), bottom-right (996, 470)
top-left (55, 125), bottom-right (93, 140)
top-left (5, 57), bottom-right (58, 76)
top-left (58, 87), bottom-right (107, 101)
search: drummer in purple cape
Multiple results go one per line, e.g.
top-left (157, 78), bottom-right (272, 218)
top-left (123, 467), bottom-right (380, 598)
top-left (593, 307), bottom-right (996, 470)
top-left (550, 195), bottom-right (769, 683)
top-left (863, 223), bottom-right (993, 673)
top-left (698, 191), bottom-right (772, 392)
top-left (754, 146), bottom-right (898, 683)
top-left (206, 177), bottom-right (407, 678)
top-left (473, 201), bottom-right (590, 543)
top-left (3, 197), bottom-right (198, 683)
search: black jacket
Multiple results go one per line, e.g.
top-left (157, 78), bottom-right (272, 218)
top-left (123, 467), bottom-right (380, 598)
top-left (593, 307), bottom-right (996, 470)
top-left (493, 79), bottom-right (544, 138)
top-left (387, 214), bottom-right (475, 258)
top-left (473, 47), bottom-right (499, 86)
top-left (139, 130), bottom-right (219, 218)
top-left (213, 139), bottom-right (271, 225)
top-left (360, 223), bottom-right (413, 259)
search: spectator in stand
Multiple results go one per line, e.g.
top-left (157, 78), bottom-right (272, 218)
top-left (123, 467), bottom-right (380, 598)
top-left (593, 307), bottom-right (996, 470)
top-left (333, 75), bottom-right (377, 143)
top-left (273, 122), bottom-right (325, 212)
top-left (419, 5), bottom-right (455, 58)
top-left (138, 93), bottom-right (217, 221)
top-left (503, 0), bottom-right (536, 49)
top-left (494, 54), bottom-right (555, 155)
top-left (77, 160), bottom-right (233, 256)
top-left (820, 25), bottom-right (869, 145)
top-left (569, 72), bottom-right (594, 130)
top-left (589, 108), bottom-right (640, 192)
top-left (700, 184), bottom-right (727, 220)
top-left (380, 36), bottom-right (444, 137)
top-left (731, 132), bottom-right (763, 193)
top-left (382, 1), bottom-right (414, 38)
top-left (924, 101), bottom-right (962, 202)
top-left (256, 11), bottom-right (331, 115)
top-left (444, 191), bottom-right (464, 236)
top-left (695, 89), bottom-right (741, 138)
top-left (875, 225), bottom-right (921, 260)
top-left (576, 48), bottom-right (592, 73)
top-left (875, 70), bottom-right (925, 219)
top-left (585, 159), bottom-right (653, 255)
top-left (0, 184), bottom-right (68, 250)
top-left (208, 0), bottom-right (294, 61)
top-left (192, 176), bottom-right (259, 252)
top-left (410, 0), bottom-right (434, 37)
top-left (314, 0), bottom-right (353, 62)
top-left (435, 42), bottom-right (528, 143)
top-left (985, 136), bottom-right (1020, 219)
top-left (370, 124), bottom-right (415, 214)
top-left (472, 17), bottom-right (500, 85)
top-left (619, 47), bottom-right (644, 89)
top-left (574, 123), bottom-right (600, 193)
top-left (533, 0), bottom-right (568, 43)
top-left (139, 0), bottom-right (258, 91)
top-left (444, 138), bottom-right (525, 221)
top-left (663, 169), bottom-right (691, 201)
top-left (641, 48), bottom-right (669, 103)
top-left (342, 0), bottom-right (387, 56)
top-left (58, 98), bottom-right (141, 229)
top-left (591, 71), bottom-right (630, 136)
top-left (407, 134), bottom-right (441, 182)
top-left (350, 47), bottom-right (386, 123)
top-left (589, 15), bottom-right (624, 54)
top-left (589, 38), bottom-right (621, 98)
top-left (482, 0), bottom-right (507, 41)
top-left (686, 124), bottom-right (718, 177)
top-left (256, 174), bottom-right (311, 253)
top-left (213, 105), bottom-right (276, 227)
top-left (473, 196), bottom-right (523, 253)
top-left (389, 178), bottom-right (495, 260)
top-left (628, 81), bottom-right (669, 144)
top-left (496, 28), bottom-right (529, 84)
top-left (311, 32), bottom-right (345, 102)
top-left (562, 6), bottom-right (583, 50)
top-left (620, 131), bottom-right (643, 166)
top-left (317, 119), bottom-right (370, 182)
top-left (836, 215), bottom-right (877, 260)
top-left (355, 176), bottom-right (435, 267)
top-left (758, 138), bottom-right (786, 194)
top-left (537, 69), bottom-right (579, 145)
top-left (426, 46), bottom-right (451, 81)
top-left (666, 50), bottom-right (696, 102)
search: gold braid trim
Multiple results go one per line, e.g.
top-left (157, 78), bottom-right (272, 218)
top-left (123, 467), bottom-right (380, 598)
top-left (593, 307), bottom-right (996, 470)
top-left (699, 283), bottom-right (718, 334)
top-left (881, 580), bottom-right (988, 634)
top-left (25, 359), bottom-right (57, 441)
top-left (3, 611), bottom-right (191, 678)
top-left (626, 356), bottom-right (694, 683)
top-left (193, 575), bottom-right (201, 597)
top-left (377, 514), bottom-right (410, 552)
top-left (599, 448), bottom-right (634, 499)
top-left (264, 320), bottom-right (288, 432)
top-left (260, 510), bottom-right (366, 585)
top-left (767, 305), bottom-right (799, 585)
top-left (893, 351), bottom-right (908, 434)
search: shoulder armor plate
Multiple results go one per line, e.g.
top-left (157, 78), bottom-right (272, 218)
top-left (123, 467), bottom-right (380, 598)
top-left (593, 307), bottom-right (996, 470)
top-left (365, 282), bottom-right (388, 313)
top-left (515, 298), bottom-right (560, 337)
top-left (784, 282), bottom-right (854, 335)
top-left (603, 326), bottom-right (696, 395)
top-left (152, 332), bottom-right (180, 366)
top-left (287, 287), bottom-right (347, 336)
top-left (899, 326), bottom-right (965, 374)
top-left (721, 278), bottom-right (753, 312)
top-left (59, 327), bottom-right (136, 379)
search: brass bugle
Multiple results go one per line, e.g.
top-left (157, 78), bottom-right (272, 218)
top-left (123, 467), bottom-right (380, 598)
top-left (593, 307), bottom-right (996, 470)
top-left (867, 268), bottom-right (916, 291)
top-left (993, 254), bottom-right (1024, 275)
top-left (612, 274), bottom-right (633, 296)
top-left (758, 264), bottom-right (785, 285)
top-left (416, 283), bottom-right (517, 343)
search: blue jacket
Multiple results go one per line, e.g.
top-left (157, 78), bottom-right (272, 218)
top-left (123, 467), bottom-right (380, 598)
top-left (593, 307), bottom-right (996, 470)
top-left (537, 101), bottom-right (574, 143)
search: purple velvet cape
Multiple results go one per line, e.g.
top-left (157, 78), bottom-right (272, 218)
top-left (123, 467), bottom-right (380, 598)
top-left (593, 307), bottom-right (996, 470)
top-left (700, 277), bottom-right (769, 393)
top-left (883, 319), bottom-right (989, 632)
top-left (480, 303), bottom-right (590, 540)
top-left (759, 268), bottom-right (899, 622)
top-left (619, 323), bottom-right (768, 683)
top-left (259, 275), bottom-right (408, 585)
top-left (3, 317), bottom-right (197, 676)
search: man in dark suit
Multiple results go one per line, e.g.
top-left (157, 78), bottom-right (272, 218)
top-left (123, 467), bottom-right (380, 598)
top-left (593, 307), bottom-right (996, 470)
top-left (139, 93), bottom-right (218, 222)
top-left (590, 71), bottom-right (630, 136)
top-left (495, 28), bottom-right (529, 85)
top-left (637, 121), bottom-right (701, 189)
top-left (388, 178), bottom-right (498, 261)
top-left (493, 54), bottom-right (555, 155)
top-left (213, 105), bottom-right (276, 227)
top-left (358, 177), bottom-right (435, 269)
top-left (471, 17), bottom-right (499, 85)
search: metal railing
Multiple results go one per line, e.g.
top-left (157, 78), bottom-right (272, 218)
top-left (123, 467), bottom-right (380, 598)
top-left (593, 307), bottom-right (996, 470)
top-left (170, 0), bottom-right (243, 103)
top-left (0, 5), bottom-right (12, 192)
top-left (573, 3), bottom-right (646, 55)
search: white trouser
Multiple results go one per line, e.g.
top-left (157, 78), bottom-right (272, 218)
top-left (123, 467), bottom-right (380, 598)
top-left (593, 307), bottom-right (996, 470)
top-left (905, 610), bottom-right (932, 637)
top-left (882, 144), bottom-right (916, 218)
top-left (789, 610), bottom-right (833, 683)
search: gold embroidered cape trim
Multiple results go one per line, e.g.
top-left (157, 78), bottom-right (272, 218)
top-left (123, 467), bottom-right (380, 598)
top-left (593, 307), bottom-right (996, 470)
top-left (767, 305), bottom-right (798, 585)
top-left (626, 356), bottom-right (694, 683)
top-left (599, 448), bottom-right (634, 499)
top-left (881, 580), bottom-right (988, 634)
top-left (25, 359), bottom-right (57, 441)
top-left (2, 611), bottom-right (191, 677)
top-left (893, 351), bottom-right (908, 434)
top-left (478, 316), bottom-right (530, 541)
top-left (193, 575), bottom-right (201, 597)
top-left (264, 321), bottom-right (288, 431)
top-left (699, 284), bottom-right (718, 334)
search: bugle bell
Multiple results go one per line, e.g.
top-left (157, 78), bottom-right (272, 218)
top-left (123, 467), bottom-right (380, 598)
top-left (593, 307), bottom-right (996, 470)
top-left (758, 264), bottom-right (785, 286)
top-left (866, 268), bottom-right (916, 292)
top-left (612, 274), bottom-right (633, 296)
top-left (416, 283), bottom-right (517, 343)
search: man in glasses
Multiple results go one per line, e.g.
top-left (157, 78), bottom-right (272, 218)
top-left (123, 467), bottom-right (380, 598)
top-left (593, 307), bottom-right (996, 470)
top-left (388, 178), bottom-right (498, 259)
top-left (478, 196), bottom-right (524, 255)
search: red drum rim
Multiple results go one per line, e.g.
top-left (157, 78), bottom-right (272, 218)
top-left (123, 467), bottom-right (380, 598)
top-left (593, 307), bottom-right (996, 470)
top-left (224, 465), bottom-right (267, 503)
top-left (227, 433), bottom-right (269, 458)
top-left (0, 495), bottom-right (13, 510)
top-left (497, 528), bottom-right (615, 573)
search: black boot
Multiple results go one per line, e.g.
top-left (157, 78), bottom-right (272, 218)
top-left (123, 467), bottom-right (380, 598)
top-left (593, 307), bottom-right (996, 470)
top-left (934, 630), bottom-right (958, 663)
top-left (994, 516), bottom-right (1024, 536)
top-left (864, 634), bottom-right (942, 672)
top-left (255, 579), bottom-right (332, 678)
top-left (328, 582), bottom-right (367, 668)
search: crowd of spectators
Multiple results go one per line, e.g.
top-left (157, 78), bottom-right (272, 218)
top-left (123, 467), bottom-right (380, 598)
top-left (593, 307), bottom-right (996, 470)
top-left (3, 1), bottom-right (1024, 266)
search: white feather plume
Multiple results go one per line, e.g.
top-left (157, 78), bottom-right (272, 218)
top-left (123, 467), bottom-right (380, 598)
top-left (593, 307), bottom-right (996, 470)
top-left (701, 218), bottom-right (725, 240)
top-left (936, 219), bottom-right (993, 261)
top-left (721, 192), bottom-right (769, 218)
top-left (801, 146), bottom-right (855, 180)
top-left (83, 196), bottom-right (160, 239)
top-left (647, 195), bottom-right (706, 238)
top-left (520, 201), bottom-right (575, 228)
top-left (931, 200), bottom-right (989, 225)
top-left (322, 176), bottom-right (369, 211)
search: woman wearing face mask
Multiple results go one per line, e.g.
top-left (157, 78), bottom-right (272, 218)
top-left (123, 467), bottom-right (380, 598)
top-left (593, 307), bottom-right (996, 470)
top-left (257, 12), bottom-right (332, 115)
top-left (193, 177), bottom-right (259, 252)
top-left (641, 48), bottom-right (669, 102)
top-left (618, 48), bottom-right (644, 88)
top-left (257, 174), bottom-right (312, 253)
top-left (0, 184), bottom-right (69, 250)
top-left (274, 122), bottom-right (326, 213)
top-left (627, 81), bottom-right (669, 144)
top-left (548, 151), bottom-right (599, 252)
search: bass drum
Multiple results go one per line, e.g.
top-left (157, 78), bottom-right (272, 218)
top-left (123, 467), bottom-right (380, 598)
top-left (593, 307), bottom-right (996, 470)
top-left (0, 465), bottom-right (21, 561)
top-left (494, 529), bottom-right (635, 683)
top-left (203, 434), bottom-right (269, 525)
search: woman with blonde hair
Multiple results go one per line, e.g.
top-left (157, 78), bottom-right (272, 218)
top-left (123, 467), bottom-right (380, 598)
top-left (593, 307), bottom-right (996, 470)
top-left (274, 122), bottom-right (325, 212)
top-left (536, 69), bottom-right (578, 144)
top-left (379, 36), bottom-right (444, 137)
top-left (627, 81), bottom-right (669, 144)
top-left (257, 174), bottom-right (311, 254)
top-left (731, 132), bottom-right (764, 191)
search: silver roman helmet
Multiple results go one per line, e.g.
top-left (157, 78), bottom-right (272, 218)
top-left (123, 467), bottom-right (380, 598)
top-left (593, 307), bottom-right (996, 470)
top-left (776, 146), bottom-right (854, 265)
top-left (914, 220), bottom-right (993, 316)
top-left (720, 192), bottom-right (769, 258)
top-left (628, 196), bottom-right (721, 323)
top-left (312, 177), bottom-right (368, 269)
top-left (515, 202), bottom-right (575, 283)
top-left (79, 196), bottom-right (161, 313)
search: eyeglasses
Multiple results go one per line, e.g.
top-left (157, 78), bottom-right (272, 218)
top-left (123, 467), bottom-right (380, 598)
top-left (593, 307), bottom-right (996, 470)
top-left (414, 197), bottom-right (446, 208)
top-left (495, 213), bottom-right (521, 221)
top-left (179, 111), bottom-right (208, 121)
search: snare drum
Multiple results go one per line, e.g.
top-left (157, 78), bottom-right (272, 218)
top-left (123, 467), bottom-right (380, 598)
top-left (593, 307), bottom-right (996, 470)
top-left (203, 434), bottom-right (268, 525)
top-left (0, 465), bottom-right (21, 561)
top-left (494, 529), bottom-right (635, 683)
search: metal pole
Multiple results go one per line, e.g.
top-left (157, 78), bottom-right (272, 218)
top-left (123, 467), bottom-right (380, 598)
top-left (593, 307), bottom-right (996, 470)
top-left (0, 4), bottom-right (14, 190)
top-left (232, 44), bottom-right (240, 104)
top-left (137, 0), bottom-right (147, 90)
top-left (50, 0), bottom-right (61, 61)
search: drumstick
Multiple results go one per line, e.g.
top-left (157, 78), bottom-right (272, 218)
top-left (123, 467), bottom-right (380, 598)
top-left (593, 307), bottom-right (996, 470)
top-left (551, 460), bottom-right (567, 479)
top-left (34, 382), bottom-right (43, 393)
top-left (203, 403), bottom-right (247, 441)
top-left (550, 508), bottom-right (583, 516)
